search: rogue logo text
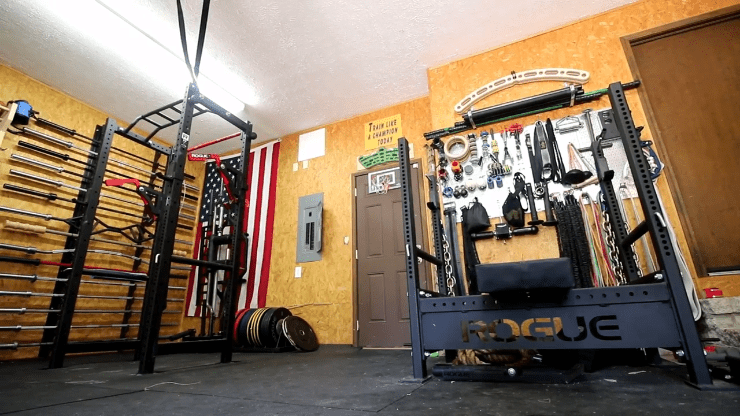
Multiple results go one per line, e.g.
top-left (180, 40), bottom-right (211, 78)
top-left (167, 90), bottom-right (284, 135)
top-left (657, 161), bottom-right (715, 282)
top-left (461, 315), bottom-right (621, 343)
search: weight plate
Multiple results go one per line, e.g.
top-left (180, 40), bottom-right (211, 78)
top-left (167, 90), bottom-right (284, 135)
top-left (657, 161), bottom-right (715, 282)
top-left (237, 308), bottom-right (257, 346)
top-left (282, 316), bottom-right (319, 352)
top-left (246, 308), bottom-right (263, 346)
top-left (258, 307), bottom-right (292, 348)
top-left (233, 308), bottom-right (249, 346)
top-left (250, 308), bottom-right (268, 347)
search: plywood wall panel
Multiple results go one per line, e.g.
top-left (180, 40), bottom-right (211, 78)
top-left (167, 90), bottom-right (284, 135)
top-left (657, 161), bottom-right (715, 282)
top-left (0, 65), bottom-right (205, 360)
top-left (267, 97), bottom-right (431, 345)
top-left (427, 0), bottom-right (740, 294)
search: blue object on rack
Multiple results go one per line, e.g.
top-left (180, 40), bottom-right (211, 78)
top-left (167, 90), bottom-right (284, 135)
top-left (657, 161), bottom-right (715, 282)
top-left (12, 100), bottom-right (33, 125)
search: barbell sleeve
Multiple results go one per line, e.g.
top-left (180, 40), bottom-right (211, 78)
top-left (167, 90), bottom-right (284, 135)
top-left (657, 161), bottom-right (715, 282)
top-left (9, 169), bottom-right (87, 192)
top-left (0, 272), bottom-right (183, 292)
top-left (16, 127), bottom-right (97, 156)
top-left (33, 115), bottom-right (198, 183)
top-left (0, 205), bottom-right (54, 221)
top-left (0, 290), bottom-right (64, 297)
top-left (17, 141), bottom-right (200, 201)
top-left (2, 183), bottom-right (157, 222)
top-left (10, 153), bottom-right (65, 174)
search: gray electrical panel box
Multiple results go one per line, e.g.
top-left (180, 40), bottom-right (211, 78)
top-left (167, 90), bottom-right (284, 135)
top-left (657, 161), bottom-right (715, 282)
top-left (296, 193), bottom-right (323, 263)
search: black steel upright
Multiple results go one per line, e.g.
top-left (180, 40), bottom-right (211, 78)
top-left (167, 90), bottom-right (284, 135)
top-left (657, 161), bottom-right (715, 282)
top-left (218, 131), bottom-right (251, 363)
top-left (137, 83), bottom-right (254, 373)
top-left (137, 84), bottom-right (198, 374)
top-left (606, 82), bottom-right (711, 386)
top-left (399, 138), bottom-right (428, 379)
top-left (584, 108), bottom-right (640, 283)
top-left (47, 119), bottom-right (116, 368)
top-left (425, 174), bottom-right (446, 295)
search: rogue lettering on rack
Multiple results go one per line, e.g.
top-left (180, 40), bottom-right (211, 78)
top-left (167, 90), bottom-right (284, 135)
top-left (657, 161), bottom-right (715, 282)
top-left (461, 315), bottom-right (621, 343)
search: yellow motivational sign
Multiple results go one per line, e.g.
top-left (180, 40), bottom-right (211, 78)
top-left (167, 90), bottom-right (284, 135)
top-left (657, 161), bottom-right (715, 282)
top-left (365, 114), bottom-right (403, 150)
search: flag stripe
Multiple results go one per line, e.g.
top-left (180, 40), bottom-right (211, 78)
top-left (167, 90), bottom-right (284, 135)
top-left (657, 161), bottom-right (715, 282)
top-left (249, 144), bottom-right (274, 308)
top-left (240, 149), bottom-right (261, 310)
top-left (245, 147), bottom-right (268, 308)
top-left (237, 150), bottom-right (257, 310)
top-left (257, 142), bottom-right (281, 307)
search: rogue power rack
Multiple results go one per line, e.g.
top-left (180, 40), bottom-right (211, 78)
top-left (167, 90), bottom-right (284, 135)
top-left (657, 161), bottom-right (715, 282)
top-left (40, 82), bottom-right (256, 374)
top-left (399, 82), bottom-right (717, 389)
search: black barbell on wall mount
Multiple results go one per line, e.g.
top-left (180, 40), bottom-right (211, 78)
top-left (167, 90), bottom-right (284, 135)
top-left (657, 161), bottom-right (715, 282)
top-left (0, 308), bottom-right (182, 315)
top-left (14, 139), bottom-right (199, 207)
top-left (0, 254), bottom-right (190, 278)
top-left (0, 322), bottom-right (180, 332)
top-left (7, 168), bottom-right (197, 221)
top-left (0, 204), bottom-right (192, 248)
top-left (0, 271), bottom-right (186, 291)
top-left (7, 153), bottom-right (199, 215)
top-left (30, 114), bottom-right (198, 184)
top-left (0, 290), bottom-right (183, 303)
top-left (10, 126), bottom-right (200, 193)
top-left (4, 184), bottom-right (152, 222)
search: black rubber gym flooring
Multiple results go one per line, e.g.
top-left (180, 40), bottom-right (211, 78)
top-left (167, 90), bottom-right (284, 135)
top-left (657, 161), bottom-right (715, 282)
top-left (0, 346), bottom-right (737, 415)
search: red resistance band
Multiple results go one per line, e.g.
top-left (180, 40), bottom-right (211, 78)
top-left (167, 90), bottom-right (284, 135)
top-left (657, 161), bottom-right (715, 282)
top-left (186, 132), bottom-right (241, 153)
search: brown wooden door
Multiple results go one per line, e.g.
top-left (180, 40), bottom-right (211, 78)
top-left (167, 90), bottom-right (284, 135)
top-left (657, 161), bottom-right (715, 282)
top-left (625, 10), bottom-right (740, 275)
top-left (355, 164), bottom-right (427, 347)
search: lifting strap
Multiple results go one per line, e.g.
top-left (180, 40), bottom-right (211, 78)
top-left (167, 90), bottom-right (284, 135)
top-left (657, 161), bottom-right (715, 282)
top-left (176, 0), bottom-right (212, 84)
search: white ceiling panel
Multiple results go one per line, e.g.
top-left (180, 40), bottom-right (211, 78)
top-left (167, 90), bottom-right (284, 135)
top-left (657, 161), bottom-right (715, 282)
top-left (0, 0), bottom-right (635, 150)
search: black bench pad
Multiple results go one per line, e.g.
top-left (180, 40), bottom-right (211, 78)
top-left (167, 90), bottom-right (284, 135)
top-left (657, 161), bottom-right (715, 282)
top-left (475, 257), bottom-right (575, 294)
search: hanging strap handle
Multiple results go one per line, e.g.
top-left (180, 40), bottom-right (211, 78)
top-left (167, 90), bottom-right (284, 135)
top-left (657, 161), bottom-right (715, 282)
top-left (176, 0), bottom-right (212, 84)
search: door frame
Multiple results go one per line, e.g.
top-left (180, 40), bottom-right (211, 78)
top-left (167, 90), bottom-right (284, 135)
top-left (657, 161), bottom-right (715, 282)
top-left (620, 4), bottom-right (740, 276)
top-left (351, 158), bottom-right (430, 347)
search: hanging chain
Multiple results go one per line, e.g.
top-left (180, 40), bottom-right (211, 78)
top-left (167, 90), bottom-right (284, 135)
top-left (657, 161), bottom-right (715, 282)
top-left (441, 232), bottom-right (456, 296)
top-left (618, 189), bottom-right (643, 278)
top-left (602, 210), bottom-right (627, 285)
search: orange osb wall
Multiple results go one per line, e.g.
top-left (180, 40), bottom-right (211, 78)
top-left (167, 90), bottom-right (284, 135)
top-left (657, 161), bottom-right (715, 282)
top-left (265, 97), bottom-right (432, 345)
top-left (0, 65), bottom-right (204, 360)
top-left (425, 0), bottom-right (740, 296)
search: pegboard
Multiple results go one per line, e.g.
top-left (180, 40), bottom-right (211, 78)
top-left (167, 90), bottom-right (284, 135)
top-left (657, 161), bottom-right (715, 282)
top-left (439, 109), bottom-right (638, 221)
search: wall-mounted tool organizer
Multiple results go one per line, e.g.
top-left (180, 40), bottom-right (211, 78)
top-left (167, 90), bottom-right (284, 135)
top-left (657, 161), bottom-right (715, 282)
top-left (436, 109), bottom-right (642, 221)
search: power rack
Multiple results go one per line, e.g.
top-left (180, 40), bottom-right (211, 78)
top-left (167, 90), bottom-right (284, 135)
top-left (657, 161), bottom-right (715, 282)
top-left (398, 82), bottom-right (715, 389)
top-left (41, 82), bottom-right (255, 374)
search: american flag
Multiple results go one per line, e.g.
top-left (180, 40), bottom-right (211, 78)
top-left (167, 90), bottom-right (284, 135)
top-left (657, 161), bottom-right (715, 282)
top-left (185, 140), bottom-right (281, 316)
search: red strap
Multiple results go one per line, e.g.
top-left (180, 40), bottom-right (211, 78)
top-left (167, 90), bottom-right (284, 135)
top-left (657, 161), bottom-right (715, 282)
top-left (187, 132), bottom-right (241, 153)
top-left (105, 178), bottom-right (141, 188)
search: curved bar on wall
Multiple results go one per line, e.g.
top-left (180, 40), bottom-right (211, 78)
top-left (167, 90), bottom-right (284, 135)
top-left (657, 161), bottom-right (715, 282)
top-left (454, 68), bottom-right (590, 114)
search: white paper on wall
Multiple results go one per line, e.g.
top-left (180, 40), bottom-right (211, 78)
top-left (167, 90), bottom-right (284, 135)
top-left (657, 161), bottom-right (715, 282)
top-left (298, 128), bottom-right (326, 162)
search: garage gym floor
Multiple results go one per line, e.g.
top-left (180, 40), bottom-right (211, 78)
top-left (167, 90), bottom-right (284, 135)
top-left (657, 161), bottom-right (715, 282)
top-left (0, 346), bottom-right (737, 415)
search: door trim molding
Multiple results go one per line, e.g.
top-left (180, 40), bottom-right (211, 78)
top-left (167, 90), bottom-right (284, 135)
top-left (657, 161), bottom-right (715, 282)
top-left (620, 4), bottom-right (740, 277)
top-left (351, 159), bottom-right (428, 347)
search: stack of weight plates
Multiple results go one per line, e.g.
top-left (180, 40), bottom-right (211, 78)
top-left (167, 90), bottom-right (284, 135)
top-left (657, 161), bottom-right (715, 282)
top-left (233, 307), bottom-right (292, 348)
